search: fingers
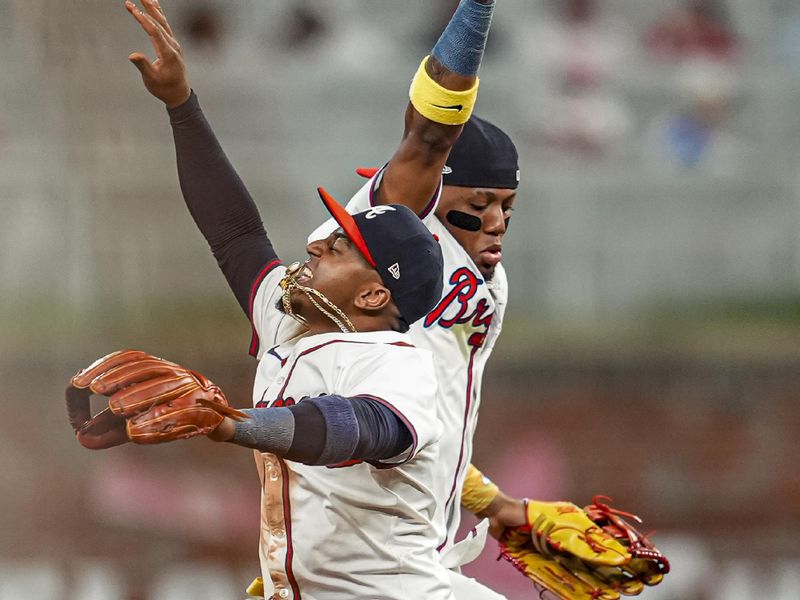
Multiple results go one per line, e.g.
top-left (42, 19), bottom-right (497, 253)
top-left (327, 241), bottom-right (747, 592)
top-left (138, 0), bottom-right (181, 54)
top-left (128, 51), bottom-right (155, 78)
top-left (125, 0), bottom-right (154, 40)
top-left (125, 0), bottom-right (178, 60)
top-left (144, 13), bottom-right (174, 58)
top-left (125, 1), bottom-right (161, 62)
top-left (142, 0), bottom-right (175, 39)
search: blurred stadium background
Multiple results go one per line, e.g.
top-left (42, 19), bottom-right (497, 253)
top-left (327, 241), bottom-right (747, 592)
top-left (2, 0), bottom-right (800, 598)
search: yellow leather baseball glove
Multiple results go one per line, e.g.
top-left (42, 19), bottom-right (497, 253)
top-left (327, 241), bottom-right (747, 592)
top-left (498, 496), bottom-right (669, 600)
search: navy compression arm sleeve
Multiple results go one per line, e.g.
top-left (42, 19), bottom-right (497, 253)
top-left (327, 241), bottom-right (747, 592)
top-left (230, 395), bottom-right (412, 465)
top-left (431, 0), bottom-right (495, 76)
top-left (167, 92), bottom-right (278, 315)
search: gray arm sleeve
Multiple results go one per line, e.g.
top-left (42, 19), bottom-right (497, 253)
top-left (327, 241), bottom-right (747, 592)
top-left (229, 395), bottom-right (411, 466)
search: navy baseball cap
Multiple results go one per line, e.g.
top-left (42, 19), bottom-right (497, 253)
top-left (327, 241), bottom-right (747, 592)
top-left (354, 116), bottom-right (519, 190)
top-left (317, 188), bottom-right (444, 327)
top-left (442, 115), bottom-right (520, 189)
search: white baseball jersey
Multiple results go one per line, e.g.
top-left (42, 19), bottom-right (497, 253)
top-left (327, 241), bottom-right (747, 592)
top-left (308, 170), bottom-right (508, 563)
top-left (248, 265), bottom-right (454, 600)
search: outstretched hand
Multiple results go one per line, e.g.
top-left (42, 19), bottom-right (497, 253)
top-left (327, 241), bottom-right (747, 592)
top-left (125, 0), bottom-right (191, 108)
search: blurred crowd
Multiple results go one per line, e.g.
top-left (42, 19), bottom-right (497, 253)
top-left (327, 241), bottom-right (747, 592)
top-left (151, 0), bottom-right (752, 171)
top-left (5, 0), bottom-right (800, 172)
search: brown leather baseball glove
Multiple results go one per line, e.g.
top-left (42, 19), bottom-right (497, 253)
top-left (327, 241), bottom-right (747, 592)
top-left (66, 349), bottom-right (249, 449)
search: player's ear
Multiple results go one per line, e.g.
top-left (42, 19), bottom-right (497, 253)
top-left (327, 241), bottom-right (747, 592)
top-left (354, 282), bottom-right (392, 313)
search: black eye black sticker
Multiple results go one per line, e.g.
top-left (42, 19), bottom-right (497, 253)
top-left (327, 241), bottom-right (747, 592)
top-left (446, 210), bottom-right (482, 232)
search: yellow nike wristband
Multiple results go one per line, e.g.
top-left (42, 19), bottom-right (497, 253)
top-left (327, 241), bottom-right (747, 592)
top-left (409, 56), bottom-right (479, 125)
top-left (461, 464), bottom-right (499, 514)
top-left (246, 577), bottom-right (264, 598)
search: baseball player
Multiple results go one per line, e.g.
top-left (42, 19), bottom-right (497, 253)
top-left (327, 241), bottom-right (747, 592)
top-left (308, 52), bottom-right (669, 600)
top-left (304, 7), bottom-right (524, 600)
top-left (122, 0), bottom-right (500, 598)
top-left (304, 34), bottom-right (668, 600)
top-left (220, 196), bottom-right (453, 600)
top-left (309, 117), bottom-right (521, 600)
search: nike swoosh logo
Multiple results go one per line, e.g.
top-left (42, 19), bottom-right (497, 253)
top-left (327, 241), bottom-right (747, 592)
top-left (431, 103), bottom-right (463, 111)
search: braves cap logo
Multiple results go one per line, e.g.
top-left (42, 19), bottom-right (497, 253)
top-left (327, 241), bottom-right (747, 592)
top-left (364, 206), bottom-right (396, 219)
top-left (442, 165), bottom-right (453, 175)
top-left (388, 262), bottom-right (401, 280)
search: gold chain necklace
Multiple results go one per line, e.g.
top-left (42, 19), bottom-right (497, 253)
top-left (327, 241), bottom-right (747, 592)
top-left (279, 262), bottom-right (357, 334)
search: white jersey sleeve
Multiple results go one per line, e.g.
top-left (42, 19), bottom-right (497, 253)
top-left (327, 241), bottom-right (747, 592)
top-left (248, 263), bottom-right (307, 359)
top-left (307, 167), bottom-right (442, 243)
top-left (339, 342), bottom-right (441, 466)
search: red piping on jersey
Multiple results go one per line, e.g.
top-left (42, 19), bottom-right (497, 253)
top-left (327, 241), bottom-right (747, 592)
top-left (437, 345), bottom-right (478, 552)
top-left (418, 179), bottom-right (441, 220)
top-left (279, 457), bottom-right (302, 599)
top-left (276, 339), bottom-right (416, 400)
top-left (354, 394), bottom-right (419, 468)
top-left (248, 259), bottom-right (282, 358)
top-left (326, 458), bottom-right (363, 469)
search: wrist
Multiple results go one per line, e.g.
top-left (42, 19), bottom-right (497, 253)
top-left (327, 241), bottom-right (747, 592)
top-left (165, 85), bottom-right (192, 110)
top-left (481, 492), bottom-right (527, 527)
top-left (167, 90), bottom-right (201, 123)
top-left (208, 416), bottom-right (235, 442)
top-left (410, 56), bottom-right (479, 125)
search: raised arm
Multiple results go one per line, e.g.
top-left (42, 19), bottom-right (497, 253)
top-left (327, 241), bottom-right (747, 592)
top-left (377, 0), bottom-right (496, 213)
top-left (125, 0), bottom-right (277, 316)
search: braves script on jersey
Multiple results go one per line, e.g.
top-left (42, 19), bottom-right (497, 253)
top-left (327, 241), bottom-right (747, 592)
top-left (249, 268), bottom-right (453, 600)
top-left (308, 170), bottom-right (508, 565)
